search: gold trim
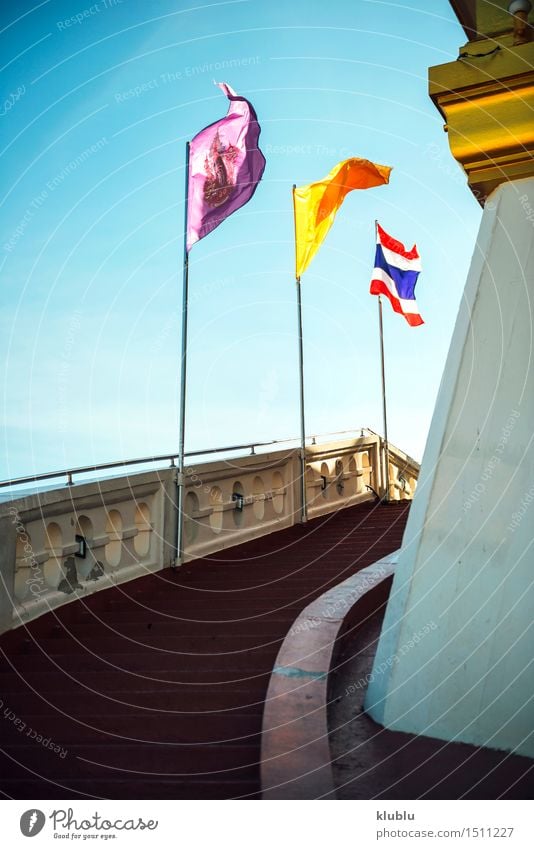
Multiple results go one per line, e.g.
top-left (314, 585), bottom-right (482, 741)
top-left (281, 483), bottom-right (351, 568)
top-left (429, 42), bottom-right (534, 204)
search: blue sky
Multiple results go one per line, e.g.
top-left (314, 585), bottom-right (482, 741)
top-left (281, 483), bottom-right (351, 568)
top-left (0, 0), bottom-right (481, 480)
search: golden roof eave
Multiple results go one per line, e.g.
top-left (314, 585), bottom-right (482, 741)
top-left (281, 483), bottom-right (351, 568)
top-left (429, 41), bottom-right (534, 204)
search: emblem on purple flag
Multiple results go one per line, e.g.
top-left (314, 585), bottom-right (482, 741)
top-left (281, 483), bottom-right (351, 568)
top-left (186, 83), bottom-right (266, 251)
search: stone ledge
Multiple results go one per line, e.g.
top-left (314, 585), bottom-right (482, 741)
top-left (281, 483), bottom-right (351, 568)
top-left (260, 552), bottom-right (398, 800)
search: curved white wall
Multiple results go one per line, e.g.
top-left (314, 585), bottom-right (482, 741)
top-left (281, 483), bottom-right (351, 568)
top-left (366, 178), bottom-right (534, 758)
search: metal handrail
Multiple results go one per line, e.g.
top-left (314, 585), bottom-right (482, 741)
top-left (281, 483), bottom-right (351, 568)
top-left (0, 427), bottom-right (420, 491)
top-left (0, 428), bottom-right (379, 490)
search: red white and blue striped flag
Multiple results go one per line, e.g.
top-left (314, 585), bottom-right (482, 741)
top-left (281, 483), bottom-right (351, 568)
top-left (370, 222), bottom-right (424, 326)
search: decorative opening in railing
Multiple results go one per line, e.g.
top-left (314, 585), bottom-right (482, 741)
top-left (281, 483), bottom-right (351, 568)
top-left (14, 528), bottom-right (32, 601)
top-left (184, 491), bottom-right (199, 543)
top-left (75, 515), bottom-right (94, 578)
top-left (253, 475), bottom-right (265, 520)
top-left (209, 486), bottom-right (224, 534)
top-left (15, 532), bottom-right (27, 565)
top-left (134, 503), bottom-right (151, 556)
top-left (105, 510), bottom-right (123, 568)
top-left (44, 522), bottom-right (63, 589)
top-left (271, 471), bottom-right (284, 515)
top-left (232, 481), bottom-right (245, 527)
top-left (348, 455), bottom-right (359, 495)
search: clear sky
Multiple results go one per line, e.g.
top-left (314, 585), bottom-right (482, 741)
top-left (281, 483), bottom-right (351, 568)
top-left (1, 0), bottom-right (482, 480)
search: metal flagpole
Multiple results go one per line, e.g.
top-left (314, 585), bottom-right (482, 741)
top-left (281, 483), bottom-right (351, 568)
top-left (377, 292), bottom-right (390, 502)
top-left (293, 185), bottom-right (307, 523)
top-left (375, 220), bottom-right (390, 502)
top-left (175, 141), bottom-right (191, 566)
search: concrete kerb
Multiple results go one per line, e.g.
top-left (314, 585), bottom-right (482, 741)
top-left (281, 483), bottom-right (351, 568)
top-left (260, 552), bottom-right (398, 800)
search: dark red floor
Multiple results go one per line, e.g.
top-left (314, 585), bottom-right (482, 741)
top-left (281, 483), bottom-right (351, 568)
top-left (0, 500), bottom-right (409, 800)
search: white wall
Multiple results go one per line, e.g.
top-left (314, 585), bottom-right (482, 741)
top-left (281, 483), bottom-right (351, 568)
top-left (365, 178), bottom-right (534, 758)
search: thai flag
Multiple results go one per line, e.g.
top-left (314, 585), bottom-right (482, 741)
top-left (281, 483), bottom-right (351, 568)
top-left (370, 222), bottom-right (424, 326)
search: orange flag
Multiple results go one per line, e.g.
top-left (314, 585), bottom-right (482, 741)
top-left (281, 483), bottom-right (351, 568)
top-left (293, 157), bottom-right (392, 277)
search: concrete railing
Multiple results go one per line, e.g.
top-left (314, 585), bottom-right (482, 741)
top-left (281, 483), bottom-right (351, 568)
top-left (0, 434), bottom-right (418, 634)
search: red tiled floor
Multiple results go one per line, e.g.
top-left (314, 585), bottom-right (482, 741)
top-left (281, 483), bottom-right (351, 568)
top-left (0, 500), bottom-right (409, 799)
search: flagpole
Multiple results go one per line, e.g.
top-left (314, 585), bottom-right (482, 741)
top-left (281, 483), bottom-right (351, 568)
top-left (374, 220), bottom-right (389, 501)
top-left (175, 141), bottom-right (191, 566)
top-left (377, 292), bottom-right (390, 502)
top-left (293, 185), bottom-right (307, 523)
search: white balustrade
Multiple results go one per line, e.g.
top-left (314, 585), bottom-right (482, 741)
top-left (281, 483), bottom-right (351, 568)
top-left (0, 434), bottom-right (418, 633)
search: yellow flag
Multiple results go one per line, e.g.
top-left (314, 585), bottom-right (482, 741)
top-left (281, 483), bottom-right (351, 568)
top-left (293, 157), bottom-right (392, 278)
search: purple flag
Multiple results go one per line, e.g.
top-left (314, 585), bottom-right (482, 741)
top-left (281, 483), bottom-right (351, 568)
top-left (186, 83), bottom-right (266, 252)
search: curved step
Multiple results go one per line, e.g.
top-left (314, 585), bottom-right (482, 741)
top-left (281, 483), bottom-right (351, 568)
top-left (260, 552), bottom-right (398, 799)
